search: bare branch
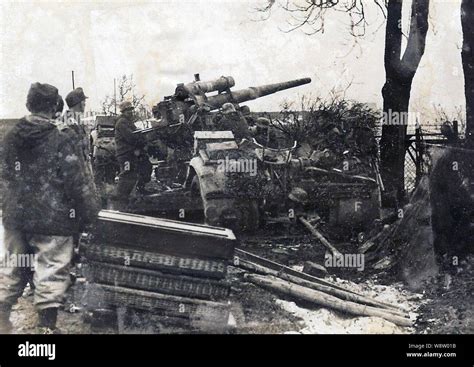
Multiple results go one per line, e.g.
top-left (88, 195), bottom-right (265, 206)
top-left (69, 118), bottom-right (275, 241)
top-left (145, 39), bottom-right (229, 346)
top-left (255, 0), bottom-right (387, 37)
top-left (101, 74), bottom-right (150, 118)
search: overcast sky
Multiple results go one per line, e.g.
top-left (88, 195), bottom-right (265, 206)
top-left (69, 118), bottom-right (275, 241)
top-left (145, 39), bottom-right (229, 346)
top-left (0, 0), bottom-right (465, 122)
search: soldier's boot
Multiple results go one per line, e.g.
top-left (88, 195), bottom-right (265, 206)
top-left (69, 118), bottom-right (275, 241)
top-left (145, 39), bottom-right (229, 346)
top-left (36, 307), bottom-right (62, 334)
top-left (0, 303), bottom-right (13, 334)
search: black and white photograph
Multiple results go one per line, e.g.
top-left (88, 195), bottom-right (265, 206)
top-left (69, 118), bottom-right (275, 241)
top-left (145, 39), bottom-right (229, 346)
top-left (0, 0), bottom-right (472, 362)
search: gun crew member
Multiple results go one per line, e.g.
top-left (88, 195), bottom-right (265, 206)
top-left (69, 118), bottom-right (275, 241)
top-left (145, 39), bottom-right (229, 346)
top-left (113, 101), bottom-right (152, 209)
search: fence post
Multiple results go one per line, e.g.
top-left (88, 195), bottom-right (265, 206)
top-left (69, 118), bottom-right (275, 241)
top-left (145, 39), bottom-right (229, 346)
top-left (415, 125), bottom-right (423, 186)
top-left (453, 120), bottom-right (459, 140)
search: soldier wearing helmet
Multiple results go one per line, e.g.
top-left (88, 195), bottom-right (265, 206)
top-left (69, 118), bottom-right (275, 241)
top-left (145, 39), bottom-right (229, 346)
top-left (215, 103), bottom-right (251, 141)
top-left (113, 101), bottom-right (152, 208)
top-left (253, 117), bottom-right (280, 148)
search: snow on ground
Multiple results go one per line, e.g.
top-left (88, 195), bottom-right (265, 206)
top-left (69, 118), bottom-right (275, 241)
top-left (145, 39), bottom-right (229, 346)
top-left (276, 300), bottom-right (408, 334)
top-left (0, 214), bottom-right (428, 334)
top-left (275, 272), bottom-right (423, 334)
top-left (331, 277), bottom-right (422, 315)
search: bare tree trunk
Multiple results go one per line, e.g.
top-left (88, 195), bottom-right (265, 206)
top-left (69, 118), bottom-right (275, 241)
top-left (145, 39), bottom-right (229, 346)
top-left (461, 0), bottom-right (474, 146)
top-left (380, 0), bottom-right (429, 206)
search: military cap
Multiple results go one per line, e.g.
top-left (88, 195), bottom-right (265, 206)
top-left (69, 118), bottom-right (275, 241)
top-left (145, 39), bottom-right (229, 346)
top-left (221, 103), bottom-right (236, 115)
top-left (26, 82), bottom-right (59, 113)
top-left (65, 87), bottom-right (88, 108)
top-left (240, 105), bottom-right (251, 115)
top-left (288, 187), bottom-right (309, 204)
top-left (256, 117), bottom-right (270, 128)
top-left (119, 101), bottom-right (134, 113)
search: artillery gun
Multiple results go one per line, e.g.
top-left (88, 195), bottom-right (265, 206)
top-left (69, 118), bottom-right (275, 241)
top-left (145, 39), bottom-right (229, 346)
top-left (151, 74), bottom-right (311, 127)
top-left (140, 74), bottom-right (312, 183)
top-left (127, 75), bottom-right (380, 236)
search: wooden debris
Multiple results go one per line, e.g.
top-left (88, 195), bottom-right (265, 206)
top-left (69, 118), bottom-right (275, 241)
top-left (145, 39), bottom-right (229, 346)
top-left (358, 224), bottom-right (392, 254)
top-left (238, 258), bottom-right (406, 315)
top-left (235, 248), bottom-right (357, 293)
top-left (303, 261), bottom-right (328, 278)
top-left (245, 273), bottom-right (412, 327)
top-left (299, 216), bottom-right (342, 257)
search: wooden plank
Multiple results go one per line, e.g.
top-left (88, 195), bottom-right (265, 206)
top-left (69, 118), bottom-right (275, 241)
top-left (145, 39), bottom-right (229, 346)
top-left (235, 248), bottom-right (362, 294)
top-left (299, 217), bottom-right (342, 257)
top-left (239, 259), bottom-right (406, 313)
top-left (98, 210), bottom-right (234, 238)
top-left (246, 274), bottom-right (412, 327)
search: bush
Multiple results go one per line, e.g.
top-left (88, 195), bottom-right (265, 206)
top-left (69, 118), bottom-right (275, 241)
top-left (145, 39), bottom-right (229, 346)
top-left (269, 96), bottom-right (381, 157)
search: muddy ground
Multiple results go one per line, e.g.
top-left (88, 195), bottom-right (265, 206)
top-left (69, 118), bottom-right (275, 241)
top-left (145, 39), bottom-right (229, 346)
top-left (414, 259), bottom-right (473, 334)
top-left (6, 229), bottom-right (472, 334)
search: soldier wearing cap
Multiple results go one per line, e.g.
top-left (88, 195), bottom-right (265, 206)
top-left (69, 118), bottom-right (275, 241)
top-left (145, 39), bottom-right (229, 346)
top-left (215, 103), bottom-right (251, 141)
top-left (113, 101), bottom-right (152, 208)
top-left (0, 82), bottom-right (100, 333)
top-left (60, 87), bottom-right (90, 164)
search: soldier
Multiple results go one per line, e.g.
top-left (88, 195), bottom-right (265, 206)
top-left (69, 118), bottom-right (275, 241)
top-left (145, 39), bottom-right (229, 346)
top-left (440, 121), bottom-right (459, 144)
top-left (215, 103), bottom-right (251, 141)
top-left (430, 125), bottom-right (474, 270)
top-left (253, 117), bottom-right (279, 149)
top-left (54, 95), bottom-right (64, 119)
top-left (113, 101), bottom-right (152, 208)
top-left (239, 105), bottom-right (255, 127)
top-left (0, 82), bottom-right (100, 333)
top-left (62, 87), bottom-right (90, 163)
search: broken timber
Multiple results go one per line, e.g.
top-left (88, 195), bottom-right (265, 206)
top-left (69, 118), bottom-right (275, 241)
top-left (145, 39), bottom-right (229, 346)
top-left (299, 216), bottom-right (342, 257)
top-left (235, 248), bottom-right (360, 294)
top-left (245, 274), bottom-right (412, 327)
top-left (238, 258), bottom-right (406, 315)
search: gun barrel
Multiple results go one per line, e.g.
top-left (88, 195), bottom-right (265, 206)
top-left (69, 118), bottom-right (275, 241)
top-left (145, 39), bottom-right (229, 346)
top-left (177, 76), bottom-right (235, 96)
top-left (206, 77), bottom-right (311, 110)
